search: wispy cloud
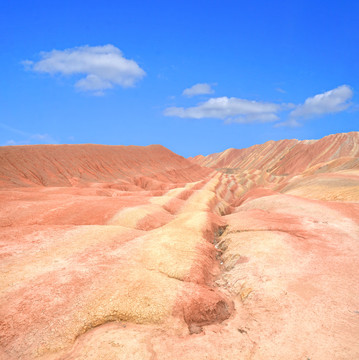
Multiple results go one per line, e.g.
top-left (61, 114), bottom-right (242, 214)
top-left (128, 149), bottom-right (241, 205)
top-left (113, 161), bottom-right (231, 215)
top-left (275, 87), bottom-right (286, 94)
top-left (289, 85), bottom-right (353, 119)
top-left (23, 44), bottom-right (146, 95)
top-left (182, 83), bottom-right (215, 97)
top-left (0, 123), bottom-right (57, 146)
top-left (164, 96), bottom-right (281, 123)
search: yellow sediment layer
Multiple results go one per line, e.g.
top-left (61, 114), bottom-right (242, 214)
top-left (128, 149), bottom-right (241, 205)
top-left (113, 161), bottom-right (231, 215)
top-left (107, 181), bottom-right (203, 230)
top-left (150, 181), bottom-right (200, 207)
top-left (36, 264), bottom-right (180, 356)
top-left (140, 211), bottom-right (214, 281)
top-left (108, 204), bottom-right (160, 227)
top-left (285, 184), bottom-right (359, 201)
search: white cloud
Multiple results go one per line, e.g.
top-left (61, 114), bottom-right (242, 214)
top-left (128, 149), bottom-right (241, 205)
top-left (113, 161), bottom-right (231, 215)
top-left (290, 85), bottom-right (353, 119)
top-left (182, 83), bottom-right (215, 97)
top-left (164, 96), bottom-right (280, 123)
top-left (24, 44), bottom-right (145, 94)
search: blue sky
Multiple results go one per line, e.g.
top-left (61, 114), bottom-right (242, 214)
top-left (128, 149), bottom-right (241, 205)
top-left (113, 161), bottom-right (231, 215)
top-left (1, 0), bottom-right (358, 157)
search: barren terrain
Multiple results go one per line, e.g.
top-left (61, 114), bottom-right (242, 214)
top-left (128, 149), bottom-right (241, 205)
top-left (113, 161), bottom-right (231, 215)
top-left (1, 132), bottom-right (359, 359)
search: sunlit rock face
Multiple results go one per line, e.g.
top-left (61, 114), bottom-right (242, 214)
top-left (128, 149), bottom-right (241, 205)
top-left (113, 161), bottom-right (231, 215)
top-left (1, 132), bottom-right (359, 360)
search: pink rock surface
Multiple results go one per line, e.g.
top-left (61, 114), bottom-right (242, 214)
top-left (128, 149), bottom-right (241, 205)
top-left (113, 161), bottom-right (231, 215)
top-left (1, 133), bottom-right (359, 359)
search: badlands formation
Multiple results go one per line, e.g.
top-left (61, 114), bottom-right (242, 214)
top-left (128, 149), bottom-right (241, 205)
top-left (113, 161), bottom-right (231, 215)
top-left (1, 132), bottom-right (359, 359)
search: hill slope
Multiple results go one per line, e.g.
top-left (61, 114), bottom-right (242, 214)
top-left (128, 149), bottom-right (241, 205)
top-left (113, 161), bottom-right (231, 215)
top-left (0, 144), bottom-right (210, 187)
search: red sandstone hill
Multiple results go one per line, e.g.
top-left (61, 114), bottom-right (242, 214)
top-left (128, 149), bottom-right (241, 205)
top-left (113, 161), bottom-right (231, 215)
top-left (189, 131), bottom-right (359, 175)
top-left (0, 144), bottom-right (211, 188)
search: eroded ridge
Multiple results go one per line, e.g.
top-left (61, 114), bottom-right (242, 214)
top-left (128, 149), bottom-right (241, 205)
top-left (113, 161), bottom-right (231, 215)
top-left (0, 168), bottom-right (237, 359)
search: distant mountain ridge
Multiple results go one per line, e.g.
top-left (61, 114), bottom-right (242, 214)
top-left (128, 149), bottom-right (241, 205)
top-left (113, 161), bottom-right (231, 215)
top-left (189, 132), bottom-right (359, 176)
